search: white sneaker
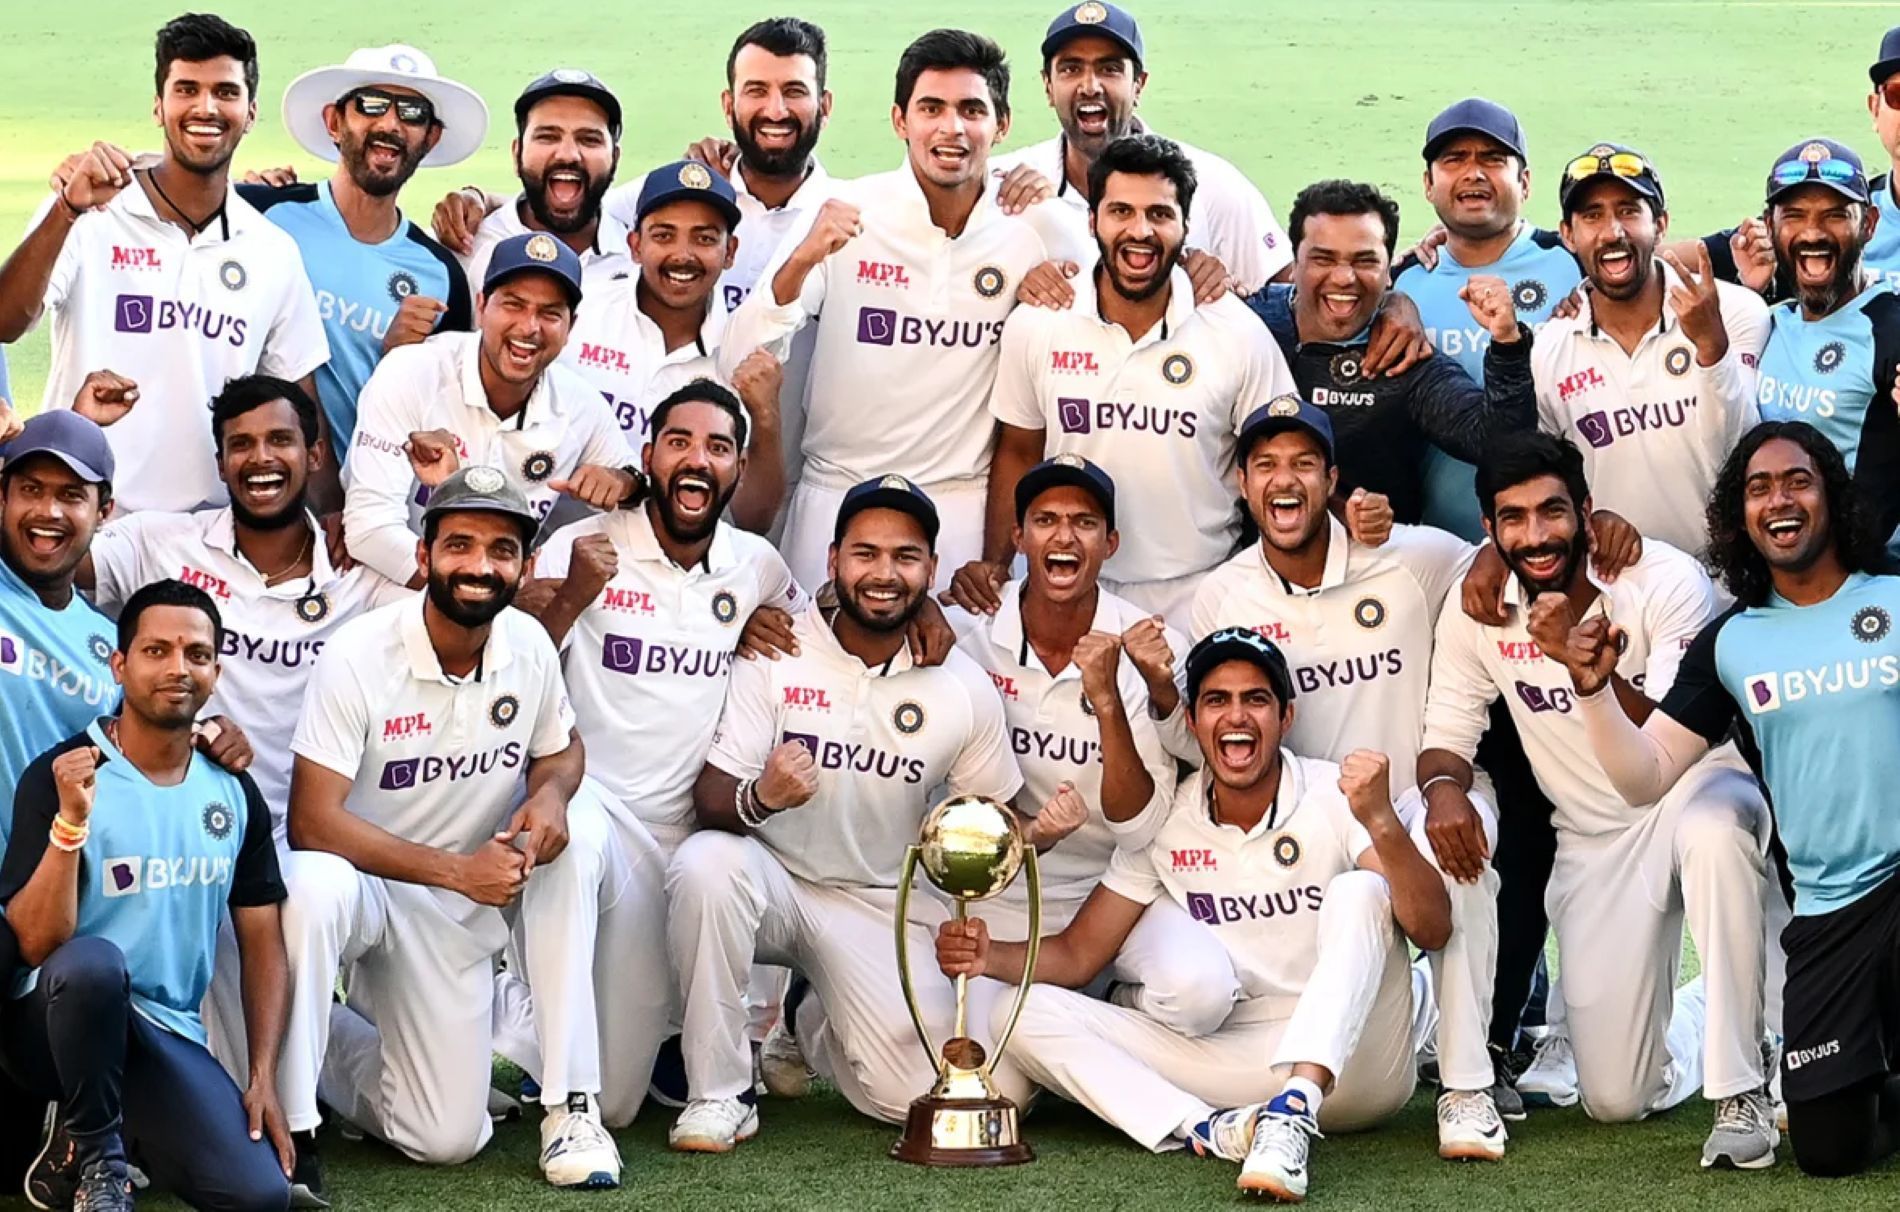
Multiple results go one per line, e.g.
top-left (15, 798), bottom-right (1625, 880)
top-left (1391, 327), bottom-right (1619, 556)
top-left (1436, 1089), bottom-right (1507, 1161)
top-left (1516, 1029), bottom-right (1579, 1108)
top-left (669, 1098), bottom-right (760, 1153)
top-left (1238, 1106), bottom-right (1320, 1201)
top-left (1185, 1103), bottom-right (1263, 1163)
top-left (758, 1019), bottom-right (813, 1099)
top-left (1702, 1088), bottom-right (1779, 1170)
top-left (539, 1094), bottom-right (621, 1190)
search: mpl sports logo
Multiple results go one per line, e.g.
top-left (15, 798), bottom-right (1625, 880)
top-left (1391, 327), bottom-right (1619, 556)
top-left (1056, 397), bottom-right (1198, 438)
top-left (856, 260), bottom-right (912, 288)
top-left (177, 565), bottom-right (233, 602)
top-left (110, 245), bottom-right (161, 272)
top-left (1744, 654), bottom-right (1900, 714)
top-left (576, 342), bottom-right (633, 375)
top-left (113, 294), bottom-right (248, 346)
top-left (1555, 366), bottom-right (1606, 404)
top-left (381, 712), bottom-right (432, 741)
top-left (1049, 350), bottom-right (1101, 375)
top-left (783, 686), bottom-right (835, 711)
top-left (854, 307), bottom-right (1004, 350)
top-left (600, 634), bottom-right (734, 680)
top-left (1169, 847), bottom-right (1218, 873)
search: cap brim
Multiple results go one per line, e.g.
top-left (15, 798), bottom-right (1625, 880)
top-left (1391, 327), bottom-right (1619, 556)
top-left (1040, 26), bottom-right (1141, 63)
top-left (636, 189), bottom-right (743, 232)
top-left (1185, 638), bottom-right (1291, 703)
top-left (1239, 416), bottom-right (1333, 460)
top-left (517, 85), bottom-right (622, 136)
top-left (1015, 465), bottom-right (1113, 527)
top-left (1423, 126), bottom-right (1523, 162)
top-left (282, 66), bottom-right (491, 168)
top-left (835, 490), bottom-right (940, 546)
top-left (0, 445), bottom-right (109, 485)
top-left (1766, 178), bottom-right (1871, 206)
top-left (1560, 171), bottom-right (1664, 215)
top-left (1871, 56), bottom-right (1900, 84)
top-left (482, 264), bottom-right (583, 308)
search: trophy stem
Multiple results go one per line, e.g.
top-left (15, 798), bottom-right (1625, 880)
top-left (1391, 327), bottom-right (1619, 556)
top-left (950, 901), bottom-right (970, 1041)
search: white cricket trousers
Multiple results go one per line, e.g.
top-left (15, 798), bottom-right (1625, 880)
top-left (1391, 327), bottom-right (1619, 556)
top-left (1000, 870), bottom-right (1417, 1150)
top-left (666, 830), bottom-right (1031, 1123)
top-left (778, 476), bottom-right (987, 595)
top-left (1547, 762), bottom-right (1775, 1121)
top-left (1412, 789), bottom-right (1503, 1093)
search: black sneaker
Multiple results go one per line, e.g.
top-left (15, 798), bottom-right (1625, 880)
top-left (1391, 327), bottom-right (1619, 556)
top-left (288, 1129), bottom-right (329, 1209)
top-left (25, 1103), bottom-right (77, 1210)
top-left (70, 1160), bottom-right (131, 1212)
top-left (1489, 1044), bottom-right (1527, 1123)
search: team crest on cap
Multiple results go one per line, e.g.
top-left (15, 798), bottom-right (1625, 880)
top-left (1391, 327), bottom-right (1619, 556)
top-left (465, 465), bottom-right (507, 494)
top-left (1353, 597), bottom-right (1387, 629)
top-left (678, 162), bottom-right (714, 191)
top-left (219, 260), bottom-right (247, 291)
top-left (1161, 354), bottom-right (1195, 386)
top-left (552, 67), bottom-right (591, 84)
top-left (202, 801), bottom-right (233, 841)
top-left (87, 634), bottom-right (112, 665)
top-left (489, 694), bottom-right (520, 728)
top-left (879, 475), bottom-right (911, 491)
top-left (973, 265), bottom-right (1007, 298)
top-left (1664, 346), bottom-right (1693, 377)
top-left (1053, 453), bottom-right (1087, 469)
top-left (524, 234), bottom-right (561, 263)
top-left (1272, 834), bottom-right (1301, 868)
top-left (1800, 141), bottom-right (1832, 163)
top-left (521, 451), bottom-right (556, 483)
top-left (1266, 395), bottom-right (1302, 418)
top-left (387, 271), bottom-right (418, 303)
top-left (1074, 1), bottom-right (1109, 22)
top-left (1853, 605), bottom-right (1891, 644)
top-left (893, 700), bottom-right (926, 735)
top-left (712, 590), bottom-right (739, 625)
top-left (389, 51), bottom-right (419, 73)
top-left (296, 592), bottom-right (331, 624)
top-left (1589, 144), bottom-right (1616, 158)
top-left (1814, 341), bottom-right (1845, 374)
top-left (1511, 279), bottom-right (1547, 312)
top-left (1330, 351), bottom-right (1363, 384)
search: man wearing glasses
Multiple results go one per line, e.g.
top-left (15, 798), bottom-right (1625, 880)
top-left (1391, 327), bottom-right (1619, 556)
top-left (244, 45), bottom-right (486, 463)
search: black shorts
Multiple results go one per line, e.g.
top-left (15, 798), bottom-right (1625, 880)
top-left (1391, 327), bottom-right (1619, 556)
top-left (1781, 871), bottom-right (1900, 1103)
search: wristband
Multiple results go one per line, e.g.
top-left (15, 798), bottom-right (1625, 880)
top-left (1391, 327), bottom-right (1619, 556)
top-left (1419, 774), bottom-right (1462, 797)
top-left (50, 813), bottom-right (88, 852)
top-left (56, 190), bottom-right (84, 222)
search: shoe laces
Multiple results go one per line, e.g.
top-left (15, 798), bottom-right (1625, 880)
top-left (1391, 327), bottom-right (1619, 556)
top-left (1531, 1031), bottom-right (1573, 1071)
top-left (683, 1098), bottom-right (751, 1130)
top-left (1440, 1089), bottom-right (1500, 1128)
top-left (1713, 1089), bottom-right (1769, 1134)
top-left (1195, 1106), bottom-right (1258, 1161)
top-left (74, 1161), bottom-right (129, 1210)
top-left (1249, 1109), bottom-right (1321, 1169)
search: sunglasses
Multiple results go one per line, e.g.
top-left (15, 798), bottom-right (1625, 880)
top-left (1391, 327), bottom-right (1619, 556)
top-left (1769, 156), bottom-right (1863, 190)
top-left (1880, 79), bottom-right (1900, 111)
top-left (1563, 150), bottom-right (1653, 184)
top-left (344, 89), bottom-right (435, 127)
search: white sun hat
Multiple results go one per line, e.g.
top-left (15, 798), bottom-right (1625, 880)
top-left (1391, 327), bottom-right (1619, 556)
top-left (281, 44), bottom-right (489, 168)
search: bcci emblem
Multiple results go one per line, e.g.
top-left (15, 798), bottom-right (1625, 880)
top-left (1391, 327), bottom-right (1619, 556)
top-left (219, 260), bottom-right (248, 291)
top-left (552, 68), bottom-right (591, 84)
top-left (489, 694), bottom-right (520, 729)
top-left (1510, 279), bottom-right (1547, 312)
top-left (1330, 351), bottom-right (1363, 384)
top-left (879, 474), bottom-right (912, 491)
top-left (893, 700), bottom-right (926, 735)
top-left (712, 590), bottom-right (739, 625)
top-left (1800, 141), bottom-right (1832, 164)
top-left (87, 634), bottom-right (112, 665)
top-left (524, 234), bottom-right (561, 263)
top-left (1353, 597), bottom-right (1387, 629)
top-left (1852, 605), bottom-right (1891, 644)
top-left (522, 451), bottom-right (557, 483)
top-left (678, 162), bottom-right (714, 191)
top-left (1266, 395), bottom-right (1302, 418)
top-left (1074, 0), bottom-right (1109, 22)
top-left (1272, 834), bottom-right (1301, 868)
top-left (1814, 341), bottom-right (1845, 375)
top-left (295, 593), bottom-right (331, 624)
top-left (1053, 452), bottom-right (1087, 469)
top-left (202, 801), bottom-right (233, 841)
top-left (973, 265), bottom-right (1006, 298)
top-left (387, 271), bottom-right (419, 303)
top-left (465, 466), bottom-right (506, 494)
top-left (1161, 353), bottom-right (1195, 386)
top-left (1664, 346), bottom-right (1693, 377)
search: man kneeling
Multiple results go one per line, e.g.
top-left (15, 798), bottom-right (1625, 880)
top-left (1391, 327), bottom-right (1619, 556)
top-left (935, 628), bottom-right (1449, 1203)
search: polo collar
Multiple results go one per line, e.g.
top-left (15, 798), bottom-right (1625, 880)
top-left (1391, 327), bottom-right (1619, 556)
top-left (459, 334), bottom-right (554, 429)
top-left (894, 156), bottom-right (999, 236)
top-left (801, 599), bottom-right (917, 676)
top-left (121, 168), bottom-right (235, 243)
top-left (1074, 262), bottom-right (1195, 346)
top-left (1581, 259), bottom-right (1679, 340)
top-left (1257, 514), bottom-right (1352, 594)
top-left (400, 595), bottom-right (514, 683)
top-left (204, 507), bottom-right (340, 596)
top-left (732, 157), bottom-right (832, 212)
top-left (990, 578), bottom-right (1118, 675)
top-left (1202, 749), bottom-right (1306, 840)
top-left (609, 505), bottom-right (738, 574)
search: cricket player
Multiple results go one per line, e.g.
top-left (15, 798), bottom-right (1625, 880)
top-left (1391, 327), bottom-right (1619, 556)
top-left (3, 580), bottom-right (291, 1212)
top-left (1245, 179), bottom-right (1537, 524)
top-left (1748, 139), bottom-right (1900, 550)
top-left (281, 469), bottom-right (638, 1190)
top-left (958, 134), bottom-right (1294, 628)
top-left (718, 29), bottom-right (1064, 591)
top-left (0, 15), bottom-right (331, 515)
top-left (341, 232), bottom-right (635, 586)
top-left (1416, 431), bottom-right (1779, 1168)
top-left (665, 476), bottom-right (1026, 1151)
top-left (1577, 421), bottom-right (1900, 1177)
top-left (939, 628), bottom-right (1447, 1199)
top-left (1535, 146), bottom-right (1768, 559)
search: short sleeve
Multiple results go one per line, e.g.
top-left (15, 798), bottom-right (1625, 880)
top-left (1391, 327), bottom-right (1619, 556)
top-left (1634, 560), bottom-right (1721, 701)
top-left (988, 311), bottom-right (1049, 430)
top-left (87, 513), bottom-right (156, 615)
top-left (1418, 604), bottom-right (1499, 762)
top-left (1099, 838), bottom-right (1164, 906)
top-left (945, 668), bottom-right (1024, 803)
top-left (289, 640), bottom-right (372, 779)
top-left (523, 629), bottom-right (577, 759)
top-left (754, 546), bottom-right (811, 613)
top-left (533, 520), bottom-right (582, 582)
top-left (705, 645), bottom-right (780, 780)
top-left (227, 774), bottom-right (286, 907)
top-left (257, 242), bottom-right (331, 382)
top-left (1657, 606), bottom-right (1743, 744)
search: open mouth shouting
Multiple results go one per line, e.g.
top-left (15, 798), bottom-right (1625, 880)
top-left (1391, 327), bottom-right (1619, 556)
top-left (927, 142), bottom-right (971, 175)
top-left (1510, 543), bottom-right (1569, 587)
top-left (1789, 240), bottom-right (1840, 291)
top-left (1593, 241), bottom-right (1639, 289)
top-left (17, 520), bottom-right (73, 562)
top-left (544, 164), bottom-right (590, 214)
top-left (499, 334), bottom-right (543, 374)
top-left (1215, 728), bottom-right (1261, 773)
top-left (236, 465), bottom-right (293, 513)
top-left (1758, 510), bottom-right (1808, 554)
top-left (1072, 98), bottom-right (1110, 137)
top-left (364, 135), bottom-right (407, 175)
top-left (749, 118), bottom-right (802, 152)
top-left (1042, 548), bottom-right (1084, 591)
top-left (669, 469), bottom-right (717, 521)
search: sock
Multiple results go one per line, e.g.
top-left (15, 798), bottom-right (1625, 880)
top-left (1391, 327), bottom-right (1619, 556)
top-left (1268, 1077), bottom-right (1324, 1120)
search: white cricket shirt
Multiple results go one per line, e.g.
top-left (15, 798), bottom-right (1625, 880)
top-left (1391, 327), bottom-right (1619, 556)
top-left (1191, 518), bottom-right (1473, 793)
top-left (536, 507), bottom-right (806, 848)
top-left (1103, 756), bottom-right (1372, 1003)
top-left (706, 601), bottom-right (1023, 888)
top-left (464, 198), bottom-right (632, 299)
top-left (561, 277), bottom-right (726, 444)
top-left (989, 264), bottom-right (1296, 582)
top-left (341, 331), bottom-right (633, 584)
top-left (1533, 267), bottom-right (1768, 556)
top-left (29, 183), bottom-right (329, 513)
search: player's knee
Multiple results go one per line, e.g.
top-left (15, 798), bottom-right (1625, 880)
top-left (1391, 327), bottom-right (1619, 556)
top-left (1134, 962), bottom-right (1239, 1039)
top-left (665, 830), bottom-right (755, 905)
top-left (279, 851), bottom-right (358, 947)
top-left (1676, 801), bottom-right (1757, 863)
top-left (1791, 1127), bottom-right (1876, 1177)
top-left (1788, 1094), bottom-right (1883, 1177)
top-left (395, 1117), bottom-right (486, 1167)
top-left (1322, 869), bottom-right (1395, 926)
top-left (41, 935), bottom-right (129, 1005)
top-left (1578, 1080), bottom-right (1651, 1124)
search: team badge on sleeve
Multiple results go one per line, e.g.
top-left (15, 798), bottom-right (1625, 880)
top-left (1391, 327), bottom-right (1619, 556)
top-left (295, 592), bottom-right (331, 624)
top-left (490, 694), bottom-right (520, 728)
top-left (712, 590), bottom-right (739, 625)
top-left (387, 271), bottom-right (419, 303)
top-left (1272, 834), bottom-right (1301, 868)
top-left (679, 162), bottom-right (714, 190)
top-left (1663, 346), bottom-right (1692, 377)
top-left (219, 260), bottom-right (248, 291)
top-left (1852, 606), bottom-right (1891, 644)
top-left (525, 234), bottom-right (562, 263)
top-left (1814, 341), bottom-right (1845, 375)
top-left (893, 700), bottom-right (926, 735)
top-left (202, 802), bottom-right (233, 841)
top-left (1161, 353), bottom-right (1195, 386)
top-left (1353, 597), bottom-right (1387, 629)
top-left (522, 451), bottom-right (557, 483)
top-left (1510, 279), bottom-right (1547, 312)
top-left (973, 265), bottom-right (1007, 298)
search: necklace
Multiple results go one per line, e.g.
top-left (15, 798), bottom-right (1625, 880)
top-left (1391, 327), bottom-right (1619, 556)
top-left (142, 167), bottom-right (219, 235)
top-left (251, 530), bottom-right (312, 585)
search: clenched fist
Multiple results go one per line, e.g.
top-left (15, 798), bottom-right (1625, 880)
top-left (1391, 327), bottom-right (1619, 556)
top-left (1120, 615), bottom-right (1175, 696)
top-left (1459, 274), bottom-right (1522, 343)
top-left (51, 745), bottom-right (103, 824)
top-left (1345, 487), bottom-right (1393, 548)
top-left (796, 198), bottom-right (863, 263)
top-left (565, 534), bottom-right (620, 601)
top-left (55, 142), bottom-right (133, 213)
top-left (1564, 614), bottom-right (1624, 695)
top-left (404, 430), bottom-right (461, 487)
top-left (72, 370), bottom-right (139, 427)
top-left (1025, 781), bottom-right (1087, 849)
top-left (383, 294), bottom-right (448, 353)
top-left (1337, 749), bottom-right (1394, 827)
top-left (756, 739), bottom-right (820, 812)
top-left (935, 916), bottom-right (990, 979)
top-left (550, 464), bottom-right (638, 510)
top-left (731, 349), bottom-right (783, 426)
top-left (1072, 630), bottom-right (1125, 716)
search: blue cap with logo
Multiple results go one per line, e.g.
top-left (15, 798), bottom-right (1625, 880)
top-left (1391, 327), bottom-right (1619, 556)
top-left (834, 474), bottom-right (940, 548)
top-left (1871, 26), bottom-right (1900, 84)
top-left (1423, 97), bottom-right (1527, 162)
top-left (1186, 626), bottom-right (1295, 706)
top-left (482, 231), bottom-right (584, 308)
top-left (634, 159), bottom-right (743, 231)
top-left (515, 67), bottom-right (622, 140)
top-left (1765, 138), bottom-right (1871, 207)
top-left (1042, 1), bottom-right (1144, 65)
top-left (1238, 395), bottom-right (1335, 463)
top-left (0, 411), bottom-right (115, 485)
top-left (1015, 453), bottom-right (1116, 529)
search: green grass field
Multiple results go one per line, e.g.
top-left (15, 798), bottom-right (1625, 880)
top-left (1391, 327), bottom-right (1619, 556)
top-left (3, 0), bottom-right (1897, 1206)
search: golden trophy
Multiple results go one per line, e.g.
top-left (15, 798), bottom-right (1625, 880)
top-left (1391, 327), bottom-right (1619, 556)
top-left (891, 794), bottom-right (1041, 1166)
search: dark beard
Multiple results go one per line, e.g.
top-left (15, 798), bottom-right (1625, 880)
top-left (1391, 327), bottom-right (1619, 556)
top-left (228, 490), bottom-right (307, 532)
top-left (1503, 529), bottom-right (1589, 598)
top-left (732, 115), bottom-right (820, 180)
top-left (520, 161), bottom-right (613, 235)
top-left (834, 581), bottom-right (923, 634)
top-left (1095, 237), bottom-right (1183, 303)
top-left (340, 131), bottom-right (424, 198)
top-left (1776, 243), bottom-right (1864, 317)
top-left (426, 571), bottom-right (516, 628)
top-left (649, 473), bottom-right (735, 546)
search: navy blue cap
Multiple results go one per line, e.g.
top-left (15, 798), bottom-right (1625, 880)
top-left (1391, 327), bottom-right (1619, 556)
top-left (1558, 142), bottom-right (1665, 217)
top-left (1765, 138), bottom-right (1871, 206)
top-left (634, 160), bottom-right (743, 231)
top-left (0, 411), bottom-right (115, 484)
top-left (1041, 1), bottom-right (1144, 65)
top-left (516, 68), bottom-right (622, 139)
top-left (1238, 395), bottom-right (1335, 463)
top-left (482, 231), bottom-right (584, 307)
top-left (1423, 97), bottom-right (1526, 162)
top-left (834, 475), bottom-right (940, 547)
top-left (1015, 453), bottom-right (1116, 529)
top-left (1871, 26), bottom-right (1900, 84)
top-left (1186, 626), bottom-right (1294, 706)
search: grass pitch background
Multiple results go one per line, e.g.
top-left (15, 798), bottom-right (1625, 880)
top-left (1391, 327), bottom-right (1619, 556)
top-left (2, 0), bottom-right (1897, 1205)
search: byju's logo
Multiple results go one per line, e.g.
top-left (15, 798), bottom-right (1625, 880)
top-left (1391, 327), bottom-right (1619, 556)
top-left (1745, 673), bottom-right (1781, 714)
top-left (1185, 890), bottom-right (1217, 924)
top-left (602, 635), bottom-right (644, 673)
top-left (1576, 411), bottom-right (1615, 449)
top-left (1515, 681), bottom-right (1573, 714)
top-left (857, 307), bottom-right (897, 346)
top-left (1058, 397), bottom-right (1091, 434)
top-left (0, 631), bottom-right (20, 674)
top-left (379, 758), bottom-right (421, 790)
top-left (104, 857), bottom-right (142, 898)
top-left (115, 294), bottom-right (154, 333)
top-left (781, 730), bottom-right (820, 756)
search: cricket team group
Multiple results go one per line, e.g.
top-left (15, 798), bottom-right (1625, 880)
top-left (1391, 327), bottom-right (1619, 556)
top-left (1, 4), bottom-right (1899, 1207)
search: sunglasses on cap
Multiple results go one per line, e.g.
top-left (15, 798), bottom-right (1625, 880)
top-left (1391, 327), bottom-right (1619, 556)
top-left (1769, 156), bottom-right (1862, 190)
top-left (343, 88), bottom-right (436, 127)
top-left (1562, 150), bottom-right (1653, 184)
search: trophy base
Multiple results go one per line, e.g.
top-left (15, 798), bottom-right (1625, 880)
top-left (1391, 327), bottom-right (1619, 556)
top-left (890, 1096), bottom-right (1034, 1167)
